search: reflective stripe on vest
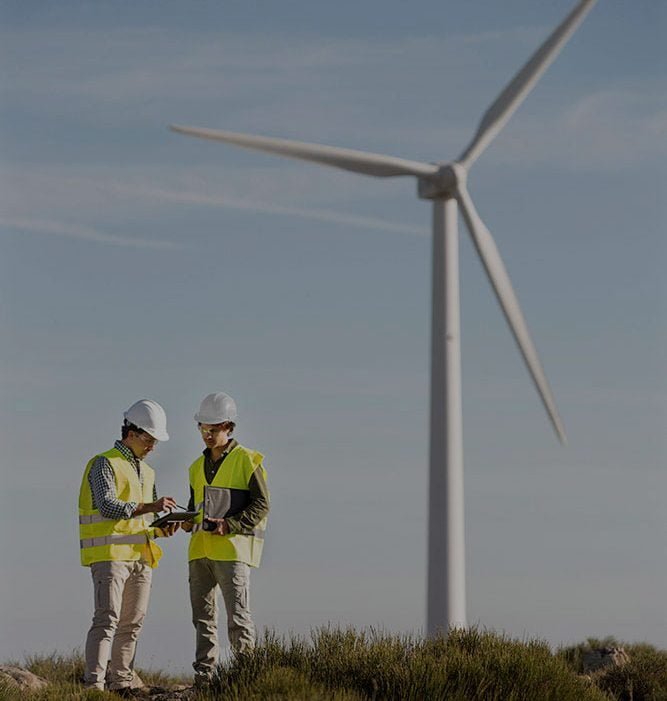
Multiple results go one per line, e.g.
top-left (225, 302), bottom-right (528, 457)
top-left (79, 514), bottom-right (114, 524)
top-left (80, 534), bottom-right (148, 548)
top-left (187, 444), bottom-right (268, 567)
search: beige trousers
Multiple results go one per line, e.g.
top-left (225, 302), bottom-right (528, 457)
top-left (188, 558), bottom-right (256, 679)
top-left (83, 560), bottom-right (152, 690)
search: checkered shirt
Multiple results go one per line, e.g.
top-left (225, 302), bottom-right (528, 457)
top-left (88, 440), bottom-right (158, 520)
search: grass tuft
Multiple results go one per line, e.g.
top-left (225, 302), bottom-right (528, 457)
top-left (205, 627), bottom-right (607, 700)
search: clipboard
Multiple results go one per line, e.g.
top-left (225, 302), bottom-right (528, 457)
top-left (150, 511), bottom-right (199, 528)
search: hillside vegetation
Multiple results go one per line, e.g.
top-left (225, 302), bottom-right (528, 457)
top-left (2, 628), bottom-right (666, 700)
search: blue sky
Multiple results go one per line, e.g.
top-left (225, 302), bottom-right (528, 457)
top-left (1, 0), bottom-right (665, 673)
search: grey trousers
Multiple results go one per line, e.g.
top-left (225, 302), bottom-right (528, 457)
top-left (83, 560), bottom-right (152, 690)
top-left (188, 558), bottom-right (256, 677)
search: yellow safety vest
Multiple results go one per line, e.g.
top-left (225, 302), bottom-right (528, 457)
top-left (79, 447), bottom-right (163, 568)
top-left (188, 444), bottom-right (267, 568)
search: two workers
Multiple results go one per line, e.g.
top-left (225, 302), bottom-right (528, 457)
top-left (78, 392), bottom-right (269, 696)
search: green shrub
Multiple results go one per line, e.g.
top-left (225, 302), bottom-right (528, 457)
top-left (559, 639), bottom-right (667, 701)
top-left (558, 636), bottom-right (622, 674)
top-left (204, 627), bottom-right (607, 700)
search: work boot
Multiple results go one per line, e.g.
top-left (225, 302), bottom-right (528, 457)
top-left (193, 673), bottom-right (214, 690)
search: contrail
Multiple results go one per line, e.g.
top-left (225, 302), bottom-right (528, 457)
top-left (0, 217), bottom-right (179, 250)
top-left (121, 185), bottom-right (426, 237)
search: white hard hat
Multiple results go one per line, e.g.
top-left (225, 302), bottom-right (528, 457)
top-left (123, 399), bottom-right (169, 442)
top-left (194, 392), bottom-right (238, 424)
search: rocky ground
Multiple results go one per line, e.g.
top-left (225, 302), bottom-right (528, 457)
top-left (0, 665), bottom-right (195, 699)
top-left (133, 685), bottom-right (193, 700)
top-left (0, 665), bottom-right (49, 691)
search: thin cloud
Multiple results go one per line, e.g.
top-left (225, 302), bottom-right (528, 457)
top-left (3, 25), bottom-right (664, 171)
top-left (113, 184), bottom-right (426, 237)
top-left (0, 217), bottom-right (179, 250)
top-left (486, 89), bottom-right (667, 170)
top-left (0, 166), bottom-right (423, 236)
top-left (0, 27), bottom-right (544, 101)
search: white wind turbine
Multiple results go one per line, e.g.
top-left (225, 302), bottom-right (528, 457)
top-left (171, 0), bottom-right (597, 635)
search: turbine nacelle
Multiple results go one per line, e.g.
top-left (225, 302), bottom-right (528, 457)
top-left (418, 162), bottom-right (467, 201)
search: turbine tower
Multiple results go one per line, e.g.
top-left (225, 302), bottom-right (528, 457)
top-left (171, 0), bottom-right (597, 635)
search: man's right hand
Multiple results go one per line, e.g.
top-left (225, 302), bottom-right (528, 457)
top-left (181, 521), bottom-right (193, 532)
top-left (152, 496), bottom-right (177, 513)
top-left (133, 496), bottom-right (177, 516)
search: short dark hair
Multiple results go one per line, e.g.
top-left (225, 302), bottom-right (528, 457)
top-left (122, 421), bottom-right (146, 440)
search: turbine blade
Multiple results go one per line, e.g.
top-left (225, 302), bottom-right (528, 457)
top-left (458, 0), bottom-right (597, 169)
top-left (170, 125), bottom-right (439, 179)
top-left (456, 183), bottom-right (566, 444)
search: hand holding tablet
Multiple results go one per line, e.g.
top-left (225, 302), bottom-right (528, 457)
top-left (150, 510), bottom-right (199, 528)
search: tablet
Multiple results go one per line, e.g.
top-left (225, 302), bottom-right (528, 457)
top-left (150, 511), bottom-right (199, 528)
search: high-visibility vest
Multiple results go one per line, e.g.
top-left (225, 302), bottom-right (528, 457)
top-left (78, 447), bottom-right (162, 568)
top-left (188, 444), bottom-right (268, 568)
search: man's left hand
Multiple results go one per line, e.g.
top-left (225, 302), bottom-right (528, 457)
top-left (158, 522), bottom-right (181, 537)
top-left (213, 519), bottom-right (229, 536)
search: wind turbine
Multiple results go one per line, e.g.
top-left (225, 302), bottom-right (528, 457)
top-left (171, 0), bottom-right (597, 635)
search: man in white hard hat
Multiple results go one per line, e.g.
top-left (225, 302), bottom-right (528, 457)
top-left (79, 399), bottom-right (180, 696)
top-left (182, 391), bottom-right (269, 687)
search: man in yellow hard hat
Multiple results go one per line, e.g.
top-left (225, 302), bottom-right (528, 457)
top-left (181, 392), bottom-right (270, 687)
top-left (78, 399), bottom-right (180, 696)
